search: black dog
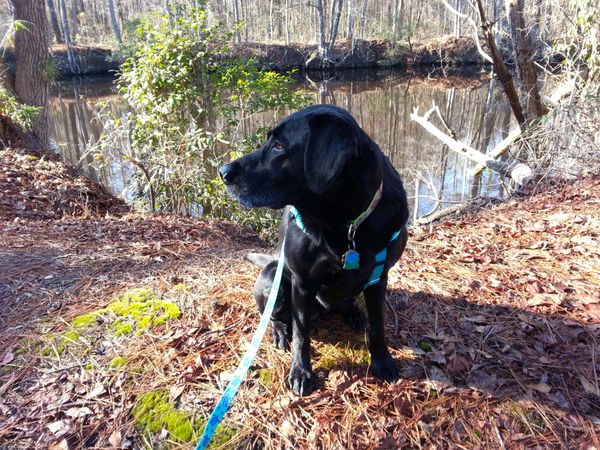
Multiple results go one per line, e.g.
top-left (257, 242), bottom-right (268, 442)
top-left (219, 105), bottom-right (409, 396)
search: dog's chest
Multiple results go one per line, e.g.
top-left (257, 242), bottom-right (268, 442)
top-left (314, 255), bottom-right (376, 302)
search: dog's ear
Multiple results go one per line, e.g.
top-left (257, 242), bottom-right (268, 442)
top-left (304, 114), bottom-right (358, 194)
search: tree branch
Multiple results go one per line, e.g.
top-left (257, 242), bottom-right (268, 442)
top-left (410, 105), bottom-right (532, 185)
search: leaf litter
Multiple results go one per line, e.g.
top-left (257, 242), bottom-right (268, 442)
top-left (0, 149), bottom-right (599, 449)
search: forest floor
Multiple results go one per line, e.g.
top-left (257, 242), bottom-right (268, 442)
top-left (0, 147), bottom-right (599, 449)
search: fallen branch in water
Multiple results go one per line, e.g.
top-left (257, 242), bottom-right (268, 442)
top-left (472, 126), bottom-right (522, 176)
top-left (410, 104), bottom-right (532, 185)
top-left (414, 202), bottom-right (469, 225)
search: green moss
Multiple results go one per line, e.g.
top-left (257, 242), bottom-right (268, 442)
top-left (69, 288), bottom-right (181, 339)
top-left (105, 288), bottom-right (181, 336)
top-left (133, 391), bottom-right (195, 442)
top-left (172, 283), bottom-right (190, 292)
top-left (419, 342), bottom-right (433, 353)
top-left (72, 312), bottom-right (99, 329)
top-left (314, 343), bottom-right (370, 370)
top-left (112, 319), bottom-right (133, 337)
top-left (109, 356), bottom-right (127, 368)
top-left (61, 330), bottom-right (80, 344)
top-left (198, 422), bottom-right (237, 449)
top-left (39, 288), bottom-right (181, 362)
top-left (257, 368), bottom-right (274, 388)
top-left (133, 390), bottom-right (236, 446)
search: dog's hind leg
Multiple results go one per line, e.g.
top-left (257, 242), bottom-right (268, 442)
top-left (342, 302), bottom-right (367, 331)
top-left (254, 260), bottom-right (292, 351)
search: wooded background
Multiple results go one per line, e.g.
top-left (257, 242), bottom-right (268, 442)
top-left (0, 0), bottom-right (572, 48)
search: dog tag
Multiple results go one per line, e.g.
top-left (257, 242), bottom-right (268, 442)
top-left (342, 250), bottom-right (360, 270)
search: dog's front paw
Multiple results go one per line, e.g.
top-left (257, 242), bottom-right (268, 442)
top-left (371, 354), bottom-right (400, 383)
top-left (288, 363), bottom-right (315, 396)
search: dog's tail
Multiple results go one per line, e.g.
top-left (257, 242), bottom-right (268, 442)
top-left (245, 252), bottom-right (274, 268)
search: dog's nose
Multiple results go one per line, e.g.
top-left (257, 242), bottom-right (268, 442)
top-left (218, 162), bottom-right (239, 184)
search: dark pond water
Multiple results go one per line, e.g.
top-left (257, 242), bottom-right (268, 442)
top-left (48, 68), bottom-right (515, 220)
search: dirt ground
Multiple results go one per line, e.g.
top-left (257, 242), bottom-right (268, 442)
top-left (0, 148), bottom-right (599, 449)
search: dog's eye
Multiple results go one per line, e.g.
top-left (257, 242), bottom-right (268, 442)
top-left (273, 142), bottom-right (284, 152)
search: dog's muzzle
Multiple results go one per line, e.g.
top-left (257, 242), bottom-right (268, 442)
top-left (218, 162), bottom-right (241, 185)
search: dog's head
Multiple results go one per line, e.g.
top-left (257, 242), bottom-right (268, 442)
top-left (219, 105), bottom-right (363, 209)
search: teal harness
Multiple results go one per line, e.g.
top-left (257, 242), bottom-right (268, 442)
top-left (289, 206), bottom-right (402, 289)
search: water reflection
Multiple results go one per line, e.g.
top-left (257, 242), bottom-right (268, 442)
top-left (48, 70), bottom-right (514, 219)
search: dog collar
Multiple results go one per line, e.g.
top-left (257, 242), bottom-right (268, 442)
top-left (347, 181), bottom-right (383, 251)
top-left (341, 180), bottom-right (383, 270)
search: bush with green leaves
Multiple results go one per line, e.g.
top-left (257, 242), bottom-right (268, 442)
top-left (0, 86), bottom-right (40, 132)
top-left (111, 6), bottom-right (308, 236)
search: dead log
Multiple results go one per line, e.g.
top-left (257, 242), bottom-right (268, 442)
top-left (410, 105), bottom-right (532, 185)
top-left (472, 127), bottom-right (521, 176)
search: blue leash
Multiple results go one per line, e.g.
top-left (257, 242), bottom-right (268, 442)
top-left (195, 241), bottom-right (286, 450)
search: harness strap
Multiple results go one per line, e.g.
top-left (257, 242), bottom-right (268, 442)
top-left (289, 208), bottom-right (401, 289)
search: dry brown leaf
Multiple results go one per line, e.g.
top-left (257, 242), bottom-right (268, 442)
top-left (65, 406), bottom-right (93, 418)
top-left (579, 375), bottom-right (600, 396)
top-left (169, 384), bottom-right (185, 402)
top-left (109, 430), bottom-right (122, 448)
top-left (86, 382), bottom-right (106, 399)
top-left (530, 382), bottom-right (552, 393)
top-left (49, 439), bottom-right (69, 450)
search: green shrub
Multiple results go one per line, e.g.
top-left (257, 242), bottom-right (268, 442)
top-left (104, 6), bottom-right (309, 235)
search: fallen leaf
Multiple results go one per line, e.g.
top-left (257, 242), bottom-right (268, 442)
top-left (447, 355), bottom-right (471, 375)
top-left (580, 375), bottom-right (600, 396)
top-left (65, 406), bottom-right (93, 418)
top-left (0, 352), bottom-right (14, 366)
top-left (109, 430), bottom-right (122, 448)
top-left (86, 382), bottom-right (106, 399)
top-left (169, 384), bottom-right (185, 402)
top-left (49, 439), bottom-right (69, 450)
top-left (530, 382), bottom-right (552, 393)
top-left (426, 351), bottom-right (446, 365)
top-left (47, 420), bottom-right (68, 435)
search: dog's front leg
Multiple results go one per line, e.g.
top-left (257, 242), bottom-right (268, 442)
top-left (364, 279), bottom-right (400, 382)
top-left (288, 276), bottom-right (315, 396)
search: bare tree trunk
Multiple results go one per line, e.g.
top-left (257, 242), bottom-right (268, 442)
top-left (392, 0), bottom-right (399, 39)
top-left (347, 0), bottom-right (354, 40)
top-left (269, 0), bottom-right (274, 41)
top-left (327, 0), bottom-right (344, 55)
top-left (57, 0), bottom-right (78, 73)
top-left (46, 0), bottom-right (64, 43)
top-left (505, 0), bottom-right (546, 120)
top-left (11, 0), bottom-right (50, 146)
top-left (360, 0), bottom-right (368, 39)
top-left (231, 0), bottom-right (241, 43)
top-left (475, 0), bottom-right (525, 126)
top-left (315, 0), bottom-right (327, 58)
top-left (107, 0), bottom-right (122, 43)
top-left (70, 0), bottom-right (79, 43)
top-left (285, 0), bottom-right (290, 44)
top-left (453, 0), bottom-right (462, 36)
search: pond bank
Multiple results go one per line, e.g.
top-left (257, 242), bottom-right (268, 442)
top-left (2, 36), bottom-right (485, 78)
top-left (1, 143), bottom-right (599, 448)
